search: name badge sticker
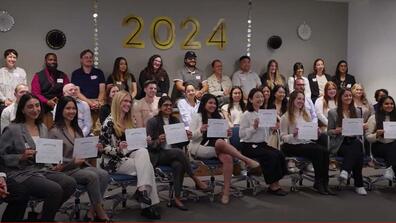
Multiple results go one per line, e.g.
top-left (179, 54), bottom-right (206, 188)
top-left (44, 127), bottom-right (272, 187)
top-left (56, 78), bottom-right (63, 84)
top-left (91, 75), bottom-right (98, 80)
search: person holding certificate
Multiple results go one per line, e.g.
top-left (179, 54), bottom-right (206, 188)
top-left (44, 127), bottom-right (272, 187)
top-left (239, 88), bottom-right (288, 196)
top-left (99, 90), bottom-right (160, 219)
top-left (188, 94), bottom-right (260, 204)
top-left (0, 93), bottom-right (77, 221)
top-left (146, 96), bottom-right (208, 211)
top-left (328, 88), bottom-right (366, 195)
top-left (280, 91), bottom-right (335, 195)
top-left (177, 82), bottom-right (200, 130)
top-left (49, 96), bottom-right (110, 222)
top-left (366, 96), bottom-right (396, 181)
top-left (221, 86), bottom-right (246, 127)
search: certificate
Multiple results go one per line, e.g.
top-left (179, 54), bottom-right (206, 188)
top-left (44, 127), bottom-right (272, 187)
top-left (73, 136), bottom-right (99, 159)
top-left (207, 119), bottom-right (228, 138)
top-left (35, 138), bottom-right (63, 164)
top-left (384, 121), bottom-right (396, 139)
top-left (342, 118), bottom-right (363, 136)
top-left (258, 109), bottom-right (277, 127)
top-left (297, 122), bottom-right (318, 140)
top-left (125, 128), bottom-right (147, 150)
top-left (163, 123), bottom-right (188, 144)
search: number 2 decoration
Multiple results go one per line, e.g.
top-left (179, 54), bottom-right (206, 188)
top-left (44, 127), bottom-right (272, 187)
top-left (122, 15), bottom-right (227, 50)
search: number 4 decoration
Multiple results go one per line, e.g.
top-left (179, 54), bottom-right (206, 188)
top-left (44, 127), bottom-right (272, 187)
top-left (206, 19), bottom-right (227, 50)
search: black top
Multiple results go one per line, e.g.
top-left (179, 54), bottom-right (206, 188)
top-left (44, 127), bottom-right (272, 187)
top-left (106, 73), bottom-right (136, 93)
top-left (307, 73), bottom-right (331, 103)
top-left (138, 69), bottom-right (170, 99)
top-left (99, 104), bottom-right (111, 125)
top-left (331, 73), bottom-right (356, 90)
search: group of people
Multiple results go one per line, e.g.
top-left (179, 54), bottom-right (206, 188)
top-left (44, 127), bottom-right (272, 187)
top-left (0, 48), bottom-right (394, 222)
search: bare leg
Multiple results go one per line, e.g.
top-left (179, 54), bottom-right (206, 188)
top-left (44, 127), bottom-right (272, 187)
top-left (215, 139), bottom-right (259, 168)
top-left (217, 153), bottom-right (233, 204)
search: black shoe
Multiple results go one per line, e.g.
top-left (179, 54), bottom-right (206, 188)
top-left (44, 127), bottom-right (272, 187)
top-left (313, 183), bottom-right (328, 195)
top-left (134, 190), bottom-right (152, 205)
top-left (267, 187), bottom-right (288, 196)
top-left (324, 186), bottom-right (337, 196)
top-left (172, 200), bottom-right (189, 211)
top-left (141, 206), bottom-right (161, 219)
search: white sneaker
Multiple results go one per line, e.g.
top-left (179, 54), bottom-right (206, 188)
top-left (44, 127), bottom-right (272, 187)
top-left (355, 187), bottom-right (367, 196)
top-left (383, 167), bottom-right (395, 181)
top-left (338, 170), bottom-right (348, 182)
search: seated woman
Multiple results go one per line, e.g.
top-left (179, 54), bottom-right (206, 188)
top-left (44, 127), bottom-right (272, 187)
top-left (221, 86), bottom-right (246, 127)
top-left (49, 96), bottom-right (110, 221)
top-left (239, 88), bottom-right (288, 196)
top-left (280, 91), bottom-right (335, 195)
top-left (259, 85), bottom-right (271, 109)
top-left (0, 93), bottom-right (77, 221)
top-left (331, 60), bottom-right (356, 90)
top-left (366, 96), bottom-right (396, 180)
top-left (99, 90), bottom-right (160, 219)
top-left (100, 85), bottom-right (120, 124)
top-left (146, 96), bottom-right (208, 211)
top-left (328, 88), bottom-right (366, 195)
top-left (177, 82), bottom-right (200, 130)
top-left (268, 85), bottom-right (288, 121)
top-left (352, 83), bottom-right (374, 123)
top-left (260, 59), bottom-right (287, 90)
top-left (188, 94), bottom-right (260, 204)
top-left (315, 81), bottom-right (337, 132)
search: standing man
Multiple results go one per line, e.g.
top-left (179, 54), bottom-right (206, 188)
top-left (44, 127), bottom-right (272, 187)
top-left (71, 49), bottom-right (105, 135)
top-left (134, 80), bottom-right (160, 128)
top-left (0, 49), bottom-right (27, 114)
top-left (171, 51), bottom-right (208, 101)
top-left (1, 84), bottom-right (29, 133)
top-left (232, 55), bottom-right (261, 100)
top-left (31, 53), bottom-right (69, 128)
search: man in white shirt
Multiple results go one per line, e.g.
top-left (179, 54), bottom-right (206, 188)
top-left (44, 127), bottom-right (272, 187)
top-left (232, 55), bottom-right (261, 100)
top-left (1, 84), bottom-right (29, 133)
top-left (134, 80), bottom-right (160, 127)
top-left (61, 83), bottom-right (93, 137)
top-left (294, 78), bottom-right (318, 123)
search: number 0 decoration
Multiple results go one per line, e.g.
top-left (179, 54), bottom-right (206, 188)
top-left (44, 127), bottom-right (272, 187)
top-left (122, 15), bottom-right (227, 50)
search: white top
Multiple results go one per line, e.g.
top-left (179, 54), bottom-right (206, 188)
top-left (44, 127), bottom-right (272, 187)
top-left (280, 112), bottom-right (312, 145)
top-left (239, 111), bottom-right (270, 143)
top-left (177, 98), bottom-right (200, 130)
top-left (305, 96), bottom-right (318, 123)
top-left (0, 67), bottom-right (27, 101)
top-left (314, 97), bottom-right (336, 126)
top-left (287, 76), bottom-right (311, 99)
top-left (232, 70), bottom-right (261, 97)
top-left (207, 73), bottom-right (232, 97)
top-left (1, 102), bottom-right (17, 133)
top-left (366, 115), bottom-right (395, 144)
top-left (316, 74), bottom-right (328, 96)
top-left (221, 103), bottom-right (243, 126)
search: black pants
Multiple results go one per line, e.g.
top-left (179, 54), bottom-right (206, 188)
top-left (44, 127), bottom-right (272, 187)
top-left (337, 140), bottom-right (364, 187)
top-left (241, 142), bottom-right (287, 184)
top-left (282, 143), bottom-right (330, 185)
top-left (21, 171), bottom-right (77, 221)
top-left (1, 178), bottom-right (30, 222)
top-left (372, 141), bottom-right (396, 173)
top-left (156, 149), bottom-right (192, 197)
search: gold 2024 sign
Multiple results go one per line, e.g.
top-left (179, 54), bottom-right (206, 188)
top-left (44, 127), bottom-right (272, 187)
top-left (122, 15), bottom-right (227, 50)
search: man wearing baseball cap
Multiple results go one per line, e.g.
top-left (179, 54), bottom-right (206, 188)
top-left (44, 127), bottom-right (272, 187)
top-left (171, 51), bottom-right (208, 101)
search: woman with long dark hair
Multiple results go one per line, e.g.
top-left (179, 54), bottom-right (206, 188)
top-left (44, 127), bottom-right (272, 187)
top-left (177, 82), bottom-right (200, 130)
top-left (259, 85), bottom-right (271, 109)
top-left (221, 86), bottom-right (246, 127)
top-left (328, 88), bottom-right (366, 195)
top-left (268, 85), bottom-right (288, 121)
top-left (107, 57), bottom-right (137, 98)
top-left (0, 93), bottom-right (76, 221)
top-left (288, 62), bottom-right (311, 98)
top-left (49, 96), bottom-right (110, 221)
top-left (138, 55), bottom-right (170, 98)
top-left (366, 96), bottom-right (396, 180)
top-left (146, 96), bottom-right (208, 211)
top-left (100, 85), bottom-right (120, 124)
top-left (332, 60), bottom-right (356, 90)
top-left (239, 88), bottom-right (288, 196)
top-left (188, 94), bottom-right (259, 204)
top-left (280, 91), bottom-right (335, 195)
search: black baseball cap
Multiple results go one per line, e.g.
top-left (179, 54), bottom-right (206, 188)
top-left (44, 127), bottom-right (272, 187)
top-left (184, 51), bottom-right (197, 59)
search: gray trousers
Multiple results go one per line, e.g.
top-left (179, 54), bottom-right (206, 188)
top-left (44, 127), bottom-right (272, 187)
top-left (156, 148), bottom-right (193, 197)
top-left (69, 167), bottom-right (109, 205)
top-left (23, 171), bottom-right (77, 221)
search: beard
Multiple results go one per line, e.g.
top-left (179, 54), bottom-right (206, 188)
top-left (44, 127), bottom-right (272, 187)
top-left (46, 63), bottom-right (58, 73)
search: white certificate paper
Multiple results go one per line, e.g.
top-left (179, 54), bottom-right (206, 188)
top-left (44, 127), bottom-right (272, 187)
top-left (297, 122), bottom-right (318, 140)
top-left (125, 128), bottom-right (147, 150)
top-left (163, 123), bottom-right (188, 144)
top-left (258, 109), bottom-right (277, 127)
top-left (73, 136), bottom-right (99, 159)
top-left (207, 119), bottom-right (228, 138)
top-left (342, 118), bottom-right (363, 136)
top-left (384, 121), bottom-right (396, 139)
top-left (35, 138), bottom-right (63, 164)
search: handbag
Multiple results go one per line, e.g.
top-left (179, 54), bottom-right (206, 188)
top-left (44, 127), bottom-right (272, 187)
top-left (265, 133), bottom-right (279, 149)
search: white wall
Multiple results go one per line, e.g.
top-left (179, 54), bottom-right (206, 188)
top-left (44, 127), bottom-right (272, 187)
top-left (348, 0), bottom-right (396, 102)
top-left (0, 0), bottom-right (347, 88)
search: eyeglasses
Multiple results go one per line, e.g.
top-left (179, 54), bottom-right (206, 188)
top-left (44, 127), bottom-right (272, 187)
top-left (162, 103), bottom-right (173, 107)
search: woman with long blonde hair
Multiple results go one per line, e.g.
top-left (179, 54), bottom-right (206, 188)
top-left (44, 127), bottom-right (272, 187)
top-left (99, 90), bottom-right (160, 219)
top-left (352, 83), bottom-right (374, 123)
top-left (260, 59), bottom-right (286, 90)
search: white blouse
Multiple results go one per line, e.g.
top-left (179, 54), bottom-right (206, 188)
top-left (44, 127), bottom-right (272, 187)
top-left (221, 103), bottom-right (243, 127)
top-left (280, 112), bottom-right (313, 145)
top-left (0, 67), bottom-right (27, 101)
top-left (177, 98), bottom-right (200, 130)
top-left (314, 97), bottom-right (336, 126)
top-left (239, 110), bottom-right (270, 143)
